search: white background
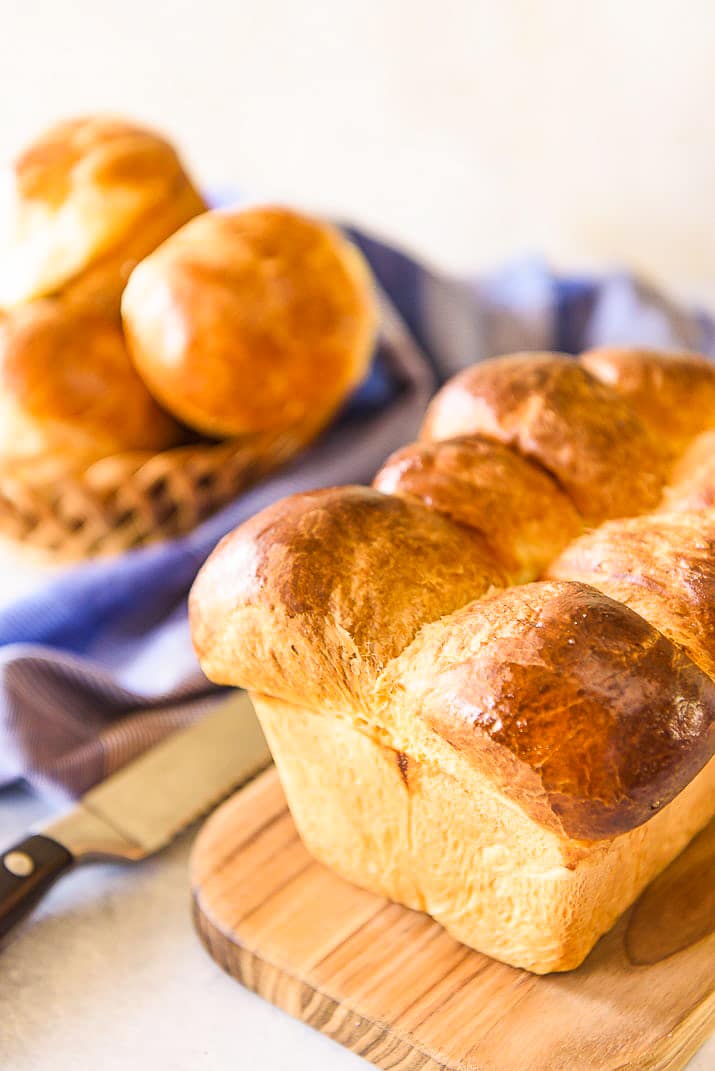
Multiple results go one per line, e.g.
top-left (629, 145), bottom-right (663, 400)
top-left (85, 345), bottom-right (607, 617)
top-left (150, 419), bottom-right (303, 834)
top-left (0, 3), bottom-right (713, 1068)
top-left (2, 1), bottom-right (715, 305)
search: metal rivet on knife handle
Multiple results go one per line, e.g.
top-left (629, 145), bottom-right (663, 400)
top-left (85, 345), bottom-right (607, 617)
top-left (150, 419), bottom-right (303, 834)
top-left (3, 851), bottom-right (35, 878)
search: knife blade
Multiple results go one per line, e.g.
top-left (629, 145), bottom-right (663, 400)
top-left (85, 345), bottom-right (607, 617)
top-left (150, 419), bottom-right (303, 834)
top-left (0, 689), bottom-right (271, 940)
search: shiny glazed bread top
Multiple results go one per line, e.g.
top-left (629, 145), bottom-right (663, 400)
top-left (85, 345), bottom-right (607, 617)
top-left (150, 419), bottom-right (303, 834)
top-left (190, 347), bottom-right (715, 842)
top-left (121, 207), bottom-right (378, 439)
top-left (0, 116), bottom-right (205, 309)
top-left (191, 485), bottom-right (505, 713)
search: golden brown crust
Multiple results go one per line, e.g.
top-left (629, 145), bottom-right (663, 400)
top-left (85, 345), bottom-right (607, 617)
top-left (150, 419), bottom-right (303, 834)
top-left (382, 581), bottom-right (715, 839)
top-left (190, 347), bottom-right (715, 849)
top-left (0, 116), bottom-right (205, 310)
top-left (663, 431), bottom-right (715, 511)
top-left (372, 436), bottom-right (582, 582)
top-left (0, 297), bottom-right (184, 462)
top-left (420, 353), bottom-right (667, 522)
top-left (190, 485), bottom-right (505, 711)
top-left (547, 510), bottom-right (715, 679)
top-left (581, 347), bottom-right (715, 456)
top-left (122, 206), bottom-right (377, 439)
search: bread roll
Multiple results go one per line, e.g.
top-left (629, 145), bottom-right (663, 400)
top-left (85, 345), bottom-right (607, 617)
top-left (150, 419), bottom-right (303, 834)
top-left (0, 297), bottom-right (184, 463)
top-left (122, 206), bottom-right (377, 439)
top-left (420, 353), bottom-right (667, 522)
top-left (0, 117), bottom-right (205, 310)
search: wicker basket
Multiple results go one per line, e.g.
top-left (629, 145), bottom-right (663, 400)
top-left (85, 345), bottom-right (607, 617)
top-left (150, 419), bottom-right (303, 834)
top-left (0, 429), bottom-right (305, 561)
top-left (0, 290), bottom-right (425, 563)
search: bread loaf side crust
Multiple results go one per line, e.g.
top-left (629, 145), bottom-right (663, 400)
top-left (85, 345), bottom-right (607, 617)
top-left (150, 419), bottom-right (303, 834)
top-left (252, 692), bottom-right (715, 973)
top-left (381, 581), bottom-right (715, 839)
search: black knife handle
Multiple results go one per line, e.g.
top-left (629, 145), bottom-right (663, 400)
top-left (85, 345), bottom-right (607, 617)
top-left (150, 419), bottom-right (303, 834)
top-left (0, 834), bottom-right (73, 941)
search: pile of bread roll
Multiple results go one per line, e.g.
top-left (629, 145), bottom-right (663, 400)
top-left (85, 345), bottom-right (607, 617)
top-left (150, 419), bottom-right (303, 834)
top-left (0, 116), bottom-right (377, 551)
top-left (191, 346), bottom-right (715, 974)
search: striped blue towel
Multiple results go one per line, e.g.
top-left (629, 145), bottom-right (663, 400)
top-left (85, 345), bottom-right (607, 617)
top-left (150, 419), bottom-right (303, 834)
top-left (0, 229), bottom-right (713, 801)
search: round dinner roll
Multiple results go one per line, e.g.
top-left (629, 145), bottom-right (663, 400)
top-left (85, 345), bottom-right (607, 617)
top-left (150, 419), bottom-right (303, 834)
top-left (0, 297), bottom-right (185, 464)
top-left (0, 116), bottom-right (205, 310)
top-left (121, 206), bottom-right (378, 439)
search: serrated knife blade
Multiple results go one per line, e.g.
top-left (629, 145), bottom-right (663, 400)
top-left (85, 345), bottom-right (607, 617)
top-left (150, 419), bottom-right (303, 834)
top-left (0, 689), bottom-right (271, 941)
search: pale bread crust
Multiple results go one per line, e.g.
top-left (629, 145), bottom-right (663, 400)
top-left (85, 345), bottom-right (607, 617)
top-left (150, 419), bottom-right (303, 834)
top-left (253, 694), bottom-right (714, 974)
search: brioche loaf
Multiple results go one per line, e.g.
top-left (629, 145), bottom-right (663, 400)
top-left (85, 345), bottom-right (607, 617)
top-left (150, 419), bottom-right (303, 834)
top-left (191, 343), bottom-right (715, 974)
top-left (121, 206), bottom-right (377, 440)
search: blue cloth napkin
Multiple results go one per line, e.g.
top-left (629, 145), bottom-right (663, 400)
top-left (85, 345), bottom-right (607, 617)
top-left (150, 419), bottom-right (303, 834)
top-left (1, 230), bottom-right (713, 801)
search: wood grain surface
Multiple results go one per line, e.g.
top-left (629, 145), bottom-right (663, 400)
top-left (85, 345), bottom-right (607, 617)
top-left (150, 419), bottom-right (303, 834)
top-left (191, 768), bottom-right (715, 1071)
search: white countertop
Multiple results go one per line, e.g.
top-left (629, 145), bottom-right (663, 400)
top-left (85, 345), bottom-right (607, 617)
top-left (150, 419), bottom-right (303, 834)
top-left (0, 785), bottom-right (367, 1071)
top-left (1, 782), bottom-right (713, 1071)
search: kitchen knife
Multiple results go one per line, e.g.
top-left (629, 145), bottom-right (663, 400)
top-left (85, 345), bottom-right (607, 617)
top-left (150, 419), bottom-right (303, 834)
top-left (0, 689), bottom-right (271, 940)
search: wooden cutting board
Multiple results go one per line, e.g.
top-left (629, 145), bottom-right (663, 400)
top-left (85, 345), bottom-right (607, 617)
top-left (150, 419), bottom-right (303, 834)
top-left (191, 768), bottom-right (715, 1071)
